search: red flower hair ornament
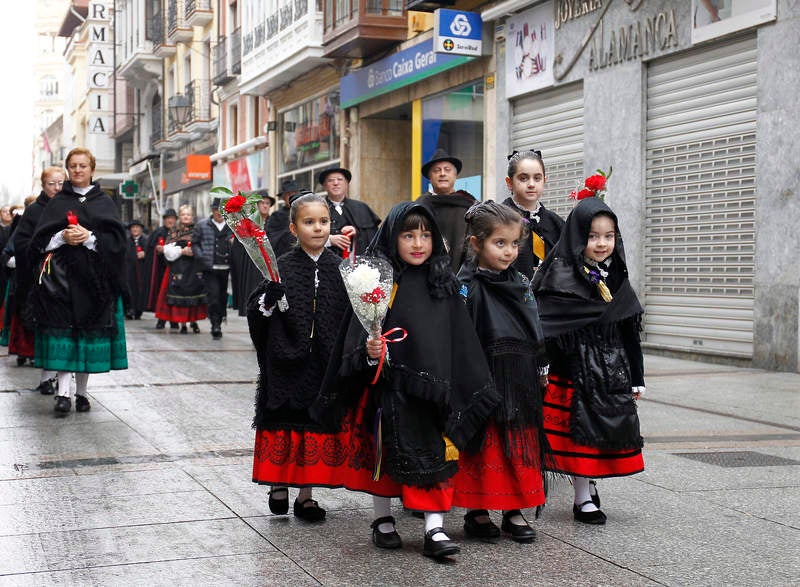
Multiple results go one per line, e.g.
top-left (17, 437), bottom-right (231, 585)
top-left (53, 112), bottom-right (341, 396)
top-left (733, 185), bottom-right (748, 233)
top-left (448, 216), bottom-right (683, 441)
top-left (569, 167), bottom-right (612, 201)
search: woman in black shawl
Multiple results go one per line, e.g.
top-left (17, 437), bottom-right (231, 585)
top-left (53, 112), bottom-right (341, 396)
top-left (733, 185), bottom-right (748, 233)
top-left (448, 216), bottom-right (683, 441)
top-left (153, 204), bottom-right (207, 333)
top-left (28, 148), bottom-right (128, 416)
top-left (531, 197), bottom-right (645, 525)
top-left (315, 202), bottom-right (498, 559)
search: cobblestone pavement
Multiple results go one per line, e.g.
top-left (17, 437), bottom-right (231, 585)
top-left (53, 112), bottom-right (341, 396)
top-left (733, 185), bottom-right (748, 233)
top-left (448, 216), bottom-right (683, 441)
top-left (1, 313), bottom-right (798, 586)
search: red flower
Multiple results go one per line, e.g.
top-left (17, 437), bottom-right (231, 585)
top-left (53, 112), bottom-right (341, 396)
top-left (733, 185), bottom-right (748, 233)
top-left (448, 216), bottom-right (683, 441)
top-left (235, 218), bottom-right (265, 239)
top-left (66, 211), bottom-right (78, 225)
top-left (584, 174), bottom-right (606, 192)
top-left (224, 194), bottom-right (247, 213)
top-left (576, 188), bottom-right (596, 200)
top-left (136, 246), bottom-right (143, 253)
top-left (158, 237), bottom-right (165, 246)
top-left (359, 287), bottom-right (387, 304)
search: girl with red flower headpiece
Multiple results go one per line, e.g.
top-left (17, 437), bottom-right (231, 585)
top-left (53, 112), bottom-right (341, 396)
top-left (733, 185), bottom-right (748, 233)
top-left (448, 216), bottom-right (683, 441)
top-left (532, 197), bottom-right (645, 525)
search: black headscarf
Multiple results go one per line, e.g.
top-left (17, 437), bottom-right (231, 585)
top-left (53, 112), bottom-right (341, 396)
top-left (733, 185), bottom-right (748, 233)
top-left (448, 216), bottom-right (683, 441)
top-left (531, 197), bottom-right (642, 337)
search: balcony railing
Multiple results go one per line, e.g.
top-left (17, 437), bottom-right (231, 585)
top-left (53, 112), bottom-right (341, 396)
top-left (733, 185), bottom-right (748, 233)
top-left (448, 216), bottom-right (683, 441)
top-left (185, 0), bottom-right (213, 26)
top-left (185, 79), bottom-right (212, 125)
top-left (146, 10), bottom-right (162, 43)
top-left (150, 106), bottom-right (163, 150)
top-left (230, 28), bottom-right (241, 74)
top-left (212, 29), bottom-right (242, 86)
top-left (168, 0), bottom-right (193, 42)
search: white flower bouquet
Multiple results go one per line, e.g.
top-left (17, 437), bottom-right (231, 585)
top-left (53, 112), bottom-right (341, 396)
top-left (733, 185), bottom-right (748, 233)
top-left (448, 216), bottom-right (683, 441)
top-left (339, 256), bottom-right (393, 339)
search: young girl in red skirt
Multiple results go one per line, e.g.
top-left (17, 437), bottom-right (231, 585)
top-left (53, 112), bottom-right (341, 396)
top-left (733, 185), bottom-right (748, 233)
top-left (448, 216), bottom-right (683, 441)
top-left (532, 197), bottom-right (645, 524)
top-left (315, 202), bottom-right (498, 559)
top-left (248, 193), bottom-right (400, 522)
top-left (453, 201), bottom-right (548, 543)
top-left (154, 204), bottom-right (207, 333)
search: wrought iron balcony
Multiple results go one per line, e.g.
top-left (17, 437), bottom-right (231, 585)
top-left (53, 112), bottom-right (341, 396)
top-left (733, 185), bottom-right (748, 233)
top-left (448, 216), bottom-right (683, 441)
top-left (185, 0), bottom-right (213, 26)
top-left (168, 0), bottom-right (193, 43)
top-left (212, 29), bottom-right (242, 86)
top-left (150, 107), bottom-right (163, 150)
top-left (230, 28), bottom-right (241, 74)
top-left (322, 0), bottom-right (406, 58)
top-left (183, 79), bottom-right (214, 133)
top-left (150, 11), bottom-right (176, 56)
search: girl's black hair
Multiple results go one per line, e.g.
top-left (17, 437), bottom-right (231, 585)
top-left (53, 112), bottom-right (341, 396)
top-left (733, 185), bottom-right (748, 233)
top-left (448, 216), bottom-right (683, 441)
top-left (399, 211), bottom-right (432, 233)
top-left (464, 200), bottom-right (527, 259)
top-left (507, 149), bottom-right (546, 178)
top-left (289, 192), bottom-right (327, 224)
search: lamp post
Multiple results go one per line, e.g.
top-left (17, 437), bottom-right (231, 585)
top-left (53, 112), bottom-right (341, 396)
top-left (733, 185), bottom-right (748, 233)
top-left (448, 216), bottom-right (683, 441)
top-left (168, 93), bottom-right (192, 128)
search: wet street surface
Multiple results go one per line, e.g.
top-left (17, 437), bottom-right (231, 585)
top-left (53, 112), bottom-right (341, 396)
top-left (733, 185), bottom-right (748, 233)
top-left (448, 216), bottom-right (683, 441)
top-left (1, 313), bottom-right (798, 585)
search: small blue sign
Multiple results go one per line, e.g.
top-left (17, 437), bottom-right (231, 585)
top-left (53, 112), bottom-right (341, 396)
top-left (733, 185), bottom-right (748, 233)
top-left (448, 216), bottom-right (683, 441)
top-left (434, 9), bottom-right (483, 56)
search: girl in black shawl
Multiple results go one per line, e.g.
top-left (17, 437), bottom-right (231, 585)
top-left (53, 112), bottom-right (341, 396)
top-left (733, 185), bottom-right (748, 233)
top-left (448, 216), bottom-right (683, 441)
top-left (153, 204), bottom-right (207, 333)
top-left (531, 197), bottom-right (645, 525)
top-left (315, 202), bottom-right (498, 559)
top-left (452, 201), bottom-right (548, 544)
top-left (28, 148), bottom-right (128, 416)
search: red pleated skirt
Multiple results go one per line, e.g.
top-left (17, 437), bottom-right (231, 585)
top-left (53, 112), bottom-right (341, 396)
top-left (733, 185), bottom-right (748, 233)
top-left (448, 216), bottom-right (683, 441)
top-left (8, 314), bottom-right (35, 358)
top-left (452, 422), bottom-right (546, 510)
top-left (543, 374), bottom-right (644, 478)
top-left (252, 390), bottom-right (455, 512)
top-left (154, 269), bottom-right (207, 323)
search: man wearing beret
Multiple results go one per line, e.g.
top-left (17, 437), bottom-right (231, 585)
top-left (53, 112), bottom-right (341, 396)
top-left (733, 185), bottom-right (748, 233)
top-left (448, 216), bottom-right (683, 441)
top-left (416, 148), bottom-right (477, 272)
top-left (317, 166), bottom-right (381, 257)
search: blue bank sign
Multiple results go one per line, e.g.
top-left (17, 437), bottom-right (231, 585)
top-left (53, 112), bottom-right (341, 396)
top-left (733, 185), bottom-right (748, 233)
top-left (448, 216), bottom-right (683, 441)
top-left (434, 9), bottom-right (482, 57)
top-left (340, 38), bottom-right (473, 108)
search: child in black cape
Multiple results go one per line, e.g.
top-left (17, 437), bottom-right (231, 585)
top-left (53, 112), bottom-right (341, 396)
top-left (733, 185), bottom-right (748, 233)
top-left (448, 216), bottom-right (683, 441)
top-left (531, 197), bottom-right (645, 525)
top-left (314, 201), bottom-right (498, 559)
top-left (452, 201), bottom-right (549, 543)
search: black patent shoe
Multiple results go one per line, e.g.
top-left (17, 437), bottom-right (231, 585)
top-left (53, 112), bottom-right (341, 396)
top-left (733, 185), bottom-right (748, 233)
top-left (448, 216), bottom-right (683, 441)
top-left (589, 480), bottom-right (600, 508)
top-left (75, 395), bottom-right (91, 413)
top-left (422, 527), bottom-right (460, 558)
top-left (371, 516), bottom-right (402, 549)
top-left (16, 356), bottom-right (27, 366)
top-left (190, 322), bottom-right (200, 333)
top-left (36, 378), bottom-right (57, 395)
top-left (293, 498), bottom-right (326, 522)
top-left (170, 322), bottom-right (180, 330)
top-left (573, 501), bottom-right (607, 525)
top-left (268, 488), bottom-right (289, 515)
top-left (501, 510), bottom-right (536, 543)
top-left (155, 320), bottom-right (166, 330)
top-left (54, 396), bottom-right (71, 416)
top-left (179, 325), bottom-right (188, 334)
top-left (464, 509), bottom-right (500, 539)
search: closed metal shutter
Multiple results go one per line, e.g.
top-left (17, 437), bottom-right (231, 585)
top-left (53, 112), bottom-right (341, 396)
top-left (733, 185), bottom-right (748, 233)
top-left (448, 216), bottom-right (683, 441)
top-left (511, 82), bottom-right (583, 219)
top-left (645, 36), bottom-right (757, 359)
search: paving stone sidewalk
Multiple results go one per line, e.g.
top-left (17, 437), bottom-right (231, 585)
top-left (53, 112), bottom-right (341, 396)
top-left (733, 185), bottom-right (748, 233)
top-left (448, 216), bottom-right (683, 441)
top-left (1, 314), bottom-right (798, 586)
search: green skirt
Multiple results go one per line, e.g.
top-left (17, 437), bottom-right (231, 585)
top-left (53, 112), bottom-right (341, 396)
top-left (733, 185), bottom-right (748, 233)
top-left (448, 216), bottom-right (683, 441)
top-left (35, 298), bottom-right (128, 373)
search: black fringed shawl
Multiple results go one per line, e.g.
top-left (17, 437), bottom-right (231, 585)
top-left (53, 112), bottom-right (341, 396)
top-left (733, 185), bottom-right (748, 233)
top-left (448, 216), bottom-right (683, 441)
top-left (531, 198), bottom-right (644, 450)
top-left (28, 181), bottom-right (126, 335)
top-left (249, 247), bottom-right (349, 431)
top-left (163, 223), bottom-right (206, 307)
top-left (457, 262), bottom-right (549, 465)
top-left (314, 202), bottom-right (499, 486)
top-left (501, 198), bottom-right (565, 279)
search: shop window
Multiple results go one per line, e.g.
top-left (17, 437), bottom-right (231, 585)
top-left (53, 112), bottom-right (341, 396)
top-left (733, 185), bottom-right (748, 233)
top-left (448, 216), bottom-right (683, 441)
top-left (278, 90), bottom-right (340, 174)
top-left (422, 81), bottom-right (484, 197)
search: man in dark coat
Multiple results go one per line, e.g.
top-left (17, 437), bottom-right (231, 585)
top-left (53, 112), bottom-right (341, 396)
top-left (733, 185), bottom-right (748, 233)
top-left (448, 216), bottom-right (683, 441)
top-left (194, 198), bottom-right (233, 339)
top-left (317, 166), bottom-right (381, 257)
top-left (415, 149), bottom-right (477, 272)
top-left (144, 208), bottom-right (178, 329)
top-left (124, 219), bottom-right (148, 320)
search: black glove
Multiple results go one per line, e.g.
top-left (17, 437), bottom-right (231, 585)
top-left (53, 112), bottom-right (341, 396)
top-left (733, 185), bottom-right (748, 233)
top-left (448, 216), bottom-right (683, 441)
top-left (251, 279), bottom-right (285, 311)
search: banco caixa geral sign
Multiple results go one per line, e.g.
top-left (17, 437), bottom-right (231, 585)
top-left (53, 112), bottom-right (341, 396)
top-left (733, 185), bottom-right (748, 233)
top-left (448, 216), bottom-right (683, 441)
top-left (433, 9), bottom-right (483, 57)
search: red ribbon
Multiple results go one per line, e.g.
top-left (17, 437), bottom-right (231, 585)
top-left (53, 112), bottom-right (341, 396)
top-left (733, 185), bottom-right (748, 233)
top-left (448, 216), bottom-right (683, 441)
top-left (256, 236), bottom-right (279, 282)
top-left (370, 327), bottom-right (407, 385)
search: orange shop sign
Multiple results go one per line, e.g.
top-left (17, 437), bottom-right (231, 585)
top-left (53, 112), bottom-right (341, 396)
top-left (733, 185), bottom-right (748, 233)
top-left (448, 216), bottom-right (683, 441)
top-left (186, 154), bottom-right (212, 180)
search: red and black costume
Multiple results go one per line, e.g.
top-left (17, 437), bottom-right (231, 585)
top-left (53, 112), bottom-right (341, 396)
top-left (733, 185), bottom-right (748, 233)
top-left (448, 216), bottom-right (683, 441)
top-left (453, 262), bottom-right (549, 510)
top-left (154, 224), bottom-right (207, 323)
top-left (532, 198), bottom-right (644, 478)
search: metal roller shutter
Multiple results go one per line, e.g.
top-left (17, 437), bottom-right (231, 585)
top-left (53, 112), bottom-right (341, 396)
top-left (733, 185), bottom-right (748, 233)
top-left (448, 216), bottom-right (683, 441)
top-left (511, 82), bottom-right (584, 219)
top-left (645, 36), bottom-right (757, 359)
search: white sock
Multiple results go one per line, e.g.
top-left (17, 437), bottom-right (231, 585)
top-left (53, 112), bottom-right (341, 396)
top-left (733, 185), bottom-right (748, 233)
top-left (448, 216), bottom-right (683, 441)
top-left (573, 476), bottom-right (598, 512)
top-left (373, 496), bottom-right (394, 533)
top-left (424, 512), bottom-right (448, 541)
top-left (74, 373), bottom-right (89, 397)
top-left (56, 372), bottom-right (72, 398)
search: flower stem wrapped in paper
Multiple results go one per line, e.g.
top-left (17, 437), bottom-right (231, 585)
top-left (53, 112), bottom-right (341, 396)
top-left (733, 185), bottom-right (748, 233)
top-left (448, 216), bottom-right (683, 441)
top-left (210, 186), bottom-right (287, 310)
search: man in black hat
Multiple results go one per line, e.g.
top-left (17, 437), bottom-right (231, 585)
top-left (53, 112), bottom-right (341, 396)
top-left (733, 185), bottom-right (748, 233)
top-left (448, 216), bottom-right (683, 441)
top-left (194, 198), bottom-right (234, 339)
top-left (317, 166), bottom-right (380, 257)
top-left (265, 179), bottom-right (301, 259)
top-left (417, 148), bottom-right (477, 272)
top-left (145, 207), bottom-right (179, 329)
top-left (124, 219), bottom-right (148, 320)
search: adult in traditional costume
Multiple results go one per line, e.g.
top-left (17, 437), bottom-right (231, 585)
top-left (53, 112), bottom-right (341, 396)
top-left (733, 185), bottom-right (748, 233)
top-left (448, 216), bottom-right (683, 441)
top-left (28, 148), bottom-right (128, 415)
top-left (531, 197), bottom-right (645, 524)
top-left (123, 219), bottom-right (148, 320)
top-left (144, 208), bottom-right (178, 328)
top-left (317, 166), bottom-right (381, 257)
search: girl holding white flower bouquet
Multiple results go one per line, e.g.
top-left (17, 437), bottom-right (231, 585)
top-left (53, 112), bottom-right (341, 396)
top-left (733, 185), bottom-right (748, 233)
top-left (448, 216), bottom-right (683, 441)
top-left (315, 202), bottom-right (498, 560)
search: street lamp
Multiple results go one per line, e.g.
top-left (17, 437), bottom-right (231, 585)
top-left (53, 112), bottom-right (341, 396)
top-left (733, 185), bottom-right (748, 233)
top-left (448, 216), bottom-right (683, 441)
top-left (168, 93), bottom-right (192, 127)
